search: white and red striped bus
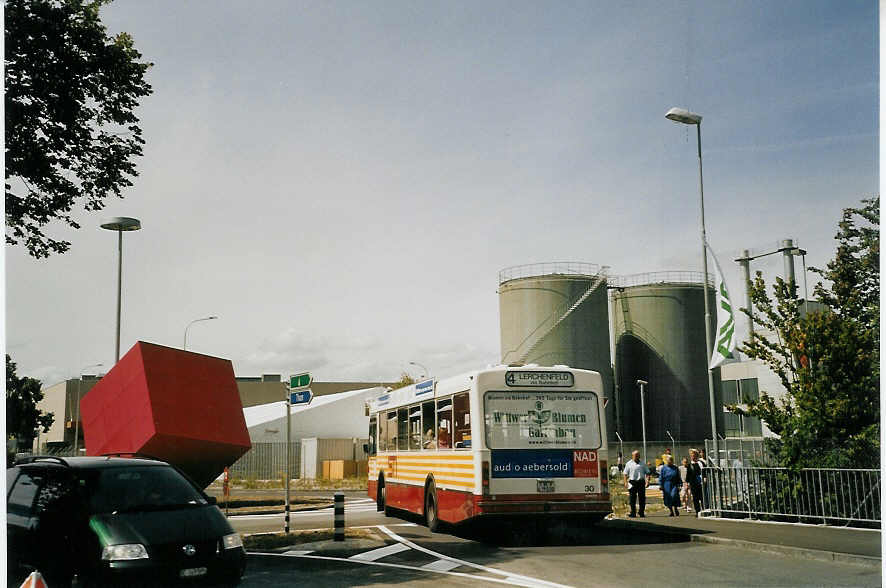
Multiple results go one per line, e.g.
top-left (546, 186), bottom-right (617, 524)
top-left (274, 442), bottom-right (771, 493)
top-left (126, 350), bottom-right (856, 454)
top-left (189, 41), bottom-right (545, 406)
top-left (366, 365), bottom-right (610, 530)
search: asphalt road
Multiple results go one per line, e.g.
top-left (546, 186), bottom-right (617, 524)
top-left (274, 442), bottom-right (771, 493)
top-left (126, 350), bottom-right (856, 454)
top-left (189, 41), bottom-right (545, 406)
top-left (230, 498), bottom-right (881, 587)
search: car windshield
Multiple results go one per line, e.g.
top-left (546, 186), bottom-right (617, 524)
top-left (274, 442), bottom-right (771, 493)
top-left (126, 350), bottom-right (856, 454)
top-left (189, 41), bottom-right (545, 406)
top-left (83, 465), bottom-right (208, 513)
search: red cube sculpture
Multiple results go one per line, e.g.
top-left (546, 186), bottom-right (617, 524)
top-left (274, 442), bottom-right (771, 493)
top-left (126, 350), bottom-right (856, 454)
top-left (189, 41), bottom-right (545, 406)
top-left (81, 341), bottom-right (251, 487)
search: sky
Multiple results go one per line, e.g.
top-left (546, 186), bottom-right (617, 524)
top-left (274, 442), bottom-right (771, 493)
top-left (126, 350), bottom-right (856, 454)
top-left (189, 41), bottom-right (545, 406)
top-left (5, 0), bottom-right (879, 387)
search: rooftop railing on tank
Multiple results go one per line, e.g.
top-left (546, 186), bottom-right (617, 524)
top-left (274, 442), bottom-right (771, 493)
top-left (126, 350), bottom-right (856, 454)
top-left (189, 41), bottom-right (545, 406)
top-left (498, 262), bottom-right (604, 285)
top-left (609, 271), bottom-right (713, 289)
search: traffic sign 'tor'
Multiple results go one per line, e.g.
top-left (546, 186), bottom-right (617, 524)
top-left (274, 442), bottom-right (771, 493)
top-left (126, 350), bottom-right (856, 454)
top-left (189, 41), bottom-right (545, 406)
top-left (290, 389), bottom-right (313, 405)
top-left (290, 372), bottom-right (312, 389)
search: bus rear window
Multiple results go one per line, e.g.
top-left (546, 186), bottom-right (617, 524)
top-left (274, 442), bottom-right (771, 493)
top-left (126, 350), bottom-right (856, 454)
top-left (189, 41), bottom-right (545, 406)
top-left (484, 391), bottom-right (601, 450)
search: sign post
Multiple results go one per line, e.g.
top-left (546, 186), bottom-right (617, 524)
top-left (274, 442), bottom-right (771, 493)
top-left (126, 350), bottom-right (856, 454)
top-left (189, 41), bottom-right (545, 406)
top-left (284, 372), bottom-right (312, 534)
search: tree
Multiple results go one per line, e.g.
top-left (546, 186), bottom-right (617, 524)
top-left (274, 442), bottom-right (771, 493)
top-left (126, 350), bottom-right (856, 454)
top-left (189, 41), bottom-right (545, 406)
top-left (5, 0), bottom-right (153, 258)
top-left (6, 354), bottom-right (54, 454)
top-left (389, 373), bottom-right (416, 390)
top-left (732, 197), bottom-right (879, 469)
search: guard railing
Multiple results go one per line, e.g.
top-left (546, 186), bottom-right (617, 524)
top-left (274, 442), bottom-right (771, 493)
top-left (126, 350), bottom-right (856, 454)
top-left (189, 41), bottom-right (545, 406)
top-left (703, 466), bottom-right (880, 525)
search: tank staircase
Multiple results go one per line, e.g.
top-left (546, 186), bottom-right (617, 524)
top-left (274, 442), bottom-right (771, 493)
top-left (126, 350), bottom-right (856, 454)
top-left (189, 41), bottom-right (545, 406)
top-left (514, 267), bottom-right (609, 365)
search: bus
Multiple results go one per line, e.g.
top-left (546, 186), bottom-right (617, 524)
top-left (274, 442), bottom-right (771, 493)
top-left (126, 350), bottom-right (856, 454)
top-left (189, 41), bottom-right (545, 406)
top-left (366, 365), bottom-right (610, 530)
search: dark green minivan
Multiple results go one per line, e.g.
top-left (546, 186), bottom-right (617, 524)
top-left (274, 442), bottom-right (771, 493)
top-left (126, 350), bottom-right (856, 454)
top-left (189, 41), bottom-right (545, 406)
top-left (7, 456), bottom-right (246, 587)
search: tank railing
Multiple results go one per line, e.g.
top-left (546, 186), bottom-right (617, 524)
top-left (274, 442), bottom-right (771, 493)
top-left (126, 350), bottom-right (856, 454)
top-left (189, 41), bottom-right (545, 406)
top-left (516, 268), bottom-right (609, 364)
top-left (499, 261), bottom-right (604, 284)
top-left (609, 271), bottom-right (713, 289)
top-left (703, 466), bottom-right (881, 525)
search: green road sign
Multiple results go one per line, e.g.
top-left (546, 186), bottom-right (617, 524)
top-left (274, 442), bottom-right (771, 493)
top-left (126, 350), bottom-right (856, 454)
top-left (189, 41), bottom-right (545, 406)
top-left (290, 372), bottom-right (312, 389)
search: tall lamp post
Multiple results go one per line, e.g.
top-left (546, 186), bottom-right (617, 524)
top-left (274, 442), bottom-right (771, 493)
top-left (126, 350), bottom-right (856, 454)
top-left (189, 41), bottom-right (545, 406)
top-left (409, 361), bottom-right (429, 379)
top-left (636, 379), bottom-right (648, 465)
top-left (184, 316), bottom-right (219, 350)
top-left (101, 217), bottom-right (141, 363)
top-left (75, 363), bottom-right (103, 453)
top-left (665, 107), bottom-right (719, 466)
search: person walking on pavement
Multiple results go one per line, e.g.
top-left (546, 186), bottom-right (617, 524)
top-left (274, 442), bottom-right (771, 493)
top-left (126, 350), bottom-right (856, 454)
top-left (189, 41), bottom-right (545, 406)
top-left (623, 450), bottom-right (650, 518)
top-left (687, 448), bottom-right (704, 515)
top-left (679, 457), bottom-right (692, 512)
top-left (659, 455), bottom-right (682, 516)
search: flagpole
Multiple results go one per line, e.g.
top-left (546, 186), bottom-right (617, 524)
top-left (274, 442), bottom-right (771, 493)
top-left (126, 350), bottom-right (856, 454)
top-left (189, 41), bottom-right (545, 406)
top-left (695, 123), bottom-right (720, 468)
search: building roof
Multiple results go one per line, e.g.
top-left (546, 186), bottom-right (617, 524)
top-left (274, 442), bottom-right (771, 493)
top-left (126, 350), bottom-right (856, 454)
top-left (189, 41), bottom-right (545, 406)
top-left (243, 386), bottom-right (382, 428)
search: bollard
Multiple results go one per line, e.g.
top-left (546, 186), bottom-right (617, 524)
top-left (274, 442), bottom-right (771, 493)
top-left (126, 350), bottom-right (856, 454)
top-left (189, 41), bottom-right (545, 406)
top-left (334, 492), bottom-right (345, 541)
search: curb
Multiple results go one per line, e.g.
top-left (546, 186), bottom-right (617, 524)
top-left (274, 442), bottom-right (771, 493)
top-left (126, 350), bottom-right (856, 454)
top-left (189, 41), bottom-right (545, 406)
top-left (688, 534), bottom-right (881, 569)
top-left (224, 503), bottom-right (334, 516)
top-left (604, 518), bottom-right (881, 568)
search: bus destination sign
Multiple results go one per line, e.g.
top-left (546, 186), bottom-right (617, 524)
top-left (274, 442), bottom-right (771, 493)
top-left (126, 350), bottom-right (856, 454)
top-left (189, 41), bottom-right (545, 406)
top-left (505, 371), bottom-right (574, 388)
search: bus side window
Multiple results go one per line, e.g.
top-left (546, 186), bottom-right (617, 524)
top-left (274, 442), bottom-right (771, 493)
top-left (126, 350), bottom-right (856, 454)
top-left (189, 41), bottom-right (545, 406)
top-left (368, 417), bottom-right (377, 456)
top-left (386, 411), bottom-right (397, 452)
top-left (408, 405), bottom-right (422, 450)
top-left (437, 398), bottom-right (452, 449)
top-left (397, 408), bottom-right (409, 451)
top-left (421, 401), bottom-right (435, 449)
top-left (454, 392), bottom-right (471, 448)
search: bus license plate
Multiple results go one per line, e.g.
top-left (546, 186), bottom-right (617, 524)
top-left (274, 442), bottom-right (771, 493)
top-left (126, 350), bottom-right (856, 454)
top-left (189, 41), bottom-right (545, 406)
top-left (537, 479), bottom-right (555, 493)
top-left (179, 567), bottom-right (207, 578)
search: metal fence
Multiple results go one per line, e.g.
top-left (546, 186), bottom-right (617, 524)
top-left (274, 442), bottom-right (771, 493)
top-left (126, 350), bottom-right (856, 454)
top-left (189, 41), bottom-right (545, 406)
top-left (704, 467), bottom-right (881, 525)
top-left (705, 437), bottom-right (778, 466)
top-left (229, 442), bottom-right (302, 480)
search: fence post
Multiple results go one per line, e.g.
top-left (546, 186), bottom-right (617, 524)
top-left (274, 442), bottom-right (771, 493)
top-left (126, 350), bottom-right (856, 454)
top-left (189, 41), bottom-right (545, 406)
top-left (334, 492), bottom-right (345, 541)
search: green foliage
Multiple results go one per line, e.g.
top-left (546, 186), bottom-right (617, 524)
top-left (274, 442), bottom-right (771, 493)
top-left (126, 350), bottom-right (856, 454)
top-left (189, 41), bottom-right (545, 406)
top-left (5, 0), bottom-right (153, 258)
top-left (6, 354), bottom-right (54, 451)
top-left (389, 372), bottom-right (416, 390)
top-left (733, 198), bottom-right (879, 469)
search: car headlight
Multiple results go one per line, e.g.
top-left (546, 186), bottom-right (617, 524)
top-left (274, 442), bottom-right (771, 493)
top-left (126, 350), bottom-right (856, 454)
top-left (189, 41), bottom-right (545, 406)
top-left (222, 533), bottom-right (243, 550)
top-left (102, 543), bottom-right (149, 561)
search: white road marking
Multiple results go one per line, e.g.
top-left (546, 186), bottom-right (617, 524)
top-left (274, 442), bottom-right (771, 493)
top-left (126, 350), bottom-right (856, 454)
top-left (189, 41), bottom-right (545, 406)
top-left (421, 559), bottom-right (463, 572)
top-left (377, 525), bottom-right (573, 588)
top-left (249, 552), bottom-right (537, 586)
top-left (281, 550), bottom-right (314, 556)
top-left (348, 543), bottom-right (410, 561)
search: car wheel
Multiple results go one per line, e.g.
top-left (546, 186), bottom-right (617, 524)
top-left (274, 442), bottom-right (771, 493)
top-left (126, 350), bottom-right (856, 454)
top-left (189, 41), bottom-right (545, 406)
top-left (425, 481), bottom-right (440, 533)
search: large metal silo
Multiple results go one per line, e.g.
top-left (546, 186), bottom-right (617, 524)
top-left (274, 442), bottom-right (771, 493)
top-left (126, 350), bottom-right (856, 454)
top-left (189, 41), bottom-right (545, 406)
top-left (610, 272), bottom-right (722, 443)
top-left (498, 262), bottom-right (614, 432)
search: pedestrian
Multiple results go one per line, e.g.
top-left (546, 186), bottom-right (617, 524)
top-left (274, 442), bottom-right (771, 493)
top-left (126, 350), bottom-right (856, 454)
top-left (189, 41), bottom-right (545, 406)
top-left (622, 450), bottom-right (650, 518)
top-left (699, 448), bottom-right (713, 505)
top-left (687, 448), bottom-right (704, 515)
top-left (679, 457), bottom-right (692, 511)
top-left (659, 455), bottom-right (682, 516)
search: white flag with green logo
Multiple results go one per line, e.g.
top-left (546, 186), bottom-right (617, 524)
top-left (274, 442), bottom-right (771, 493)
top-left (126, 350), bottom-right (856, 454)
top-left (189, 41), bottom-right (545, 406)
top-left (708, 245), bottom-right (736, 369)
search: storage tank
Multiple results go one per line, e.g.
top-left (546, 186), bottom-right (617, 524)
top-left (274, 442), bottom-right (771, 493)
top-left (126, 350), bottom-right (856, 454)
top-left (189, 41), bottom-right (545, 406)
top-left (610, 272), bottom-right (722, 443)
top-left (498, 262), bottom-right (614, 432)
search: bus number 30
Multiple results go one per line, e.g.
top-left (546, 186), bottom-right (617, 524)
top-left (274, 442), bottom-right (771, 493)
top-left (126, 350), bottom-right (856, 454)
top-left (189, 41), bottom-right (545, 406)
top-left (584, 485), bottom-right (596, 493)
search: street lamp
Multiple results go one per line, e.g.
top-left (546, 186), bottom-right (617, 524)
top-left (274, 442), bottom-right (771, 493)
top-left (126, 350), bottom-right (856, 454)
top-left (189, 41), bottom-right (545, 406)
top-left (75, 363), bottom-right (103, 454)
top-left (183, 315), bottom-right (219, 350)
top-left (665, 106), bottom-right (720, 466)
top-left (100, 217), bottom-right (141, 363)
top-left (636, 379), bottom-right (648, 465)
top-left (409, 361), bottom-right (429, 379)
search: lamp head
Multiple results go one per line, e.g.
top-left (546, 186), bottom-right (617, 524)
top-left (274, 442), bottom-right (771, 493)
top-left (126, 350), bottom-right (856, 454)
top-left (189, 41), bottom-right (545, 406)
top-left (665, 107), bottom-right (702, 125)
top-left (636, 379), bottom-right (648, 386)
top-left (100, 217), bottom-right (141, 231)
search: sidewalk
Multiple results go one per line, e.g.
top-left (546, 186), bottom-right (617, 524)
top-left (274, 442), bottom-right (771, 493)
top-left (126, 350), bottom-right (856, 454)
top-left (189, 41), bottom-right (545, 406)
top-left (604, 510), bottom-right (881, 565)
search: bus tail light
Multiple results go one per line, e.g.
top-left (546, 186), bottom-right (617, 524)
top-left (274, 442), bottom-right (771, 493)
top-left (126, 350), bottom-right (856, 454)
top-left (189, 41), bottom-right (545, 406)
top-left (482, 460), bottom-right (490, 495)
top-left (600, 460), bottom-right (608, 486)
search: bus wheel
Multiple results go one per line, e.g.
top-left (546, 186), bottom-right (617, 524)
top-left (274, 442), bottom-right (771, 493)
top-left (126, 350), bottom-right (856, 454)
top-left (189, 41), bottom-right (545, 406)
top-left (425, 481), bottom-right (440, 533)
top-left (377, 478), bottom-right (386, 512)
